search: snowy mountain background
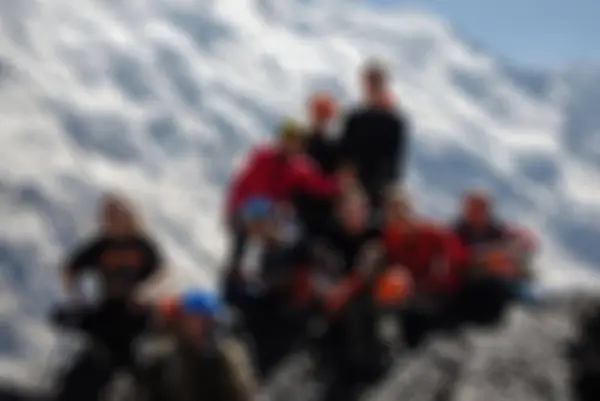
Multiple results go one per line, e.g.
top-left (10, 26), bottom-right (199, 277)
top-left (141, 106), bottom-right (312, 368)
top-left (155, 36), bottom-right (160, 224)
top-left (1, 0), bottom-right (599, 392)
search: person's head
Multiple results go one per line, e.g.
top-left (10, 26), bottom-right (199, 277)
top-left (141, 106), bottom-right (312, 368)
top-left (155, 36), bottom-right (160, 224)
top-left (277, 119), bottom-right (306, 156)
top-left (384, 187), bottom-right (413, 227)
top-left (462, 189), bottom-right (493, 228)
top-left (307, 92), bottom-right (338, 129)
top-left (99, 193), bottom-right (139, 237)
top-left (361, 60), bottom-right (389, 101)
top-left (242, 197), bottom-right (274, 239)
top-left (337, 188), bottom-right (370, 233)
top-left (177, 289), bottom-right (223, 350)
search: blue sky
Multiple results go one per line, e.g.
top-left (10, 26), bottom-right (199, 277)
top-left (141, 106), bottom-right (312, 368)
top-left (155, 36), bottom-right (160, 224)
top-left (370, 0), bottom-right (598, 68)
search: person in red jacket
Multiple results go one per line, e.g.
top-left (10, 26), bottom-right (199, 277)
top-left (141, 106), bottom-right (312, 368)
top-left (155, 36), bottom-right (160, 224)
top-left (223, 119), bottom-right (354, 301)
top-left (380, 188), bottom-right (468, 347)
top-left (382, 188), bottom-right (467, 298)
top-left (225, 119), bottom-right (347, 218)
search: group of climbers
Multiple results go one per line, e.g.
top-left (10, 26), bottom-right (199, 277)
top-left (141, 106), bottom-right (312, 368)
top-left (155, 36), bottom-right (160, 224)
top-left (49, 59), bottom-right (538, 401)
top-left (221, 59), bottom-right (539, 379)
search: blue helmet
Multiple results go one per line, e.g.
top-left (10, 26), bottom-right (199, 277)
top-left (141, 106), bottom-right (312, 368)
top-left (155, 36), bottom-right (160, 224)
top-left (180, 289), bottom-right (224, 319)
top-left (241, 197), bottom-right (274, 222)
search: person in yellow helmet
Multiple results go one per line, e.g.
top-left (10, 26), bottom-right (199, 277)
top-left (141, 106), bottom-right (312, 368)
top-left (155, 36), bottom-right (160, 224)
top-left (223, 118), bottom-right (355, 299)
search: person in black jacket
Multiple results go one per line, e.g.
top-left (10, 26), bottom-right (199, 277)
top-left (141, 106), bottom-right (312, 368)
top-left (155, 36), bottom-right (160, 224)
top-left (451, 189), bottom-right (523, 325)
top-left (294, 93), bottom-right (342, 238)
top-left (305, 92), bottom-right (339, 174)
top-left (338, 60), bottom-right (409, 211)
top-left (54, 194), bottom-right (164, 401)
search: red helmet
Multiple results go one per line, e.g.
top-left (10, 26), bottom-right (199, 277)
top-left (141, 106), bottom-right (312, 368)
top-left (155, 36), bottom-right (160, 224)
top-left (308, 92), bottom-right (338, 122)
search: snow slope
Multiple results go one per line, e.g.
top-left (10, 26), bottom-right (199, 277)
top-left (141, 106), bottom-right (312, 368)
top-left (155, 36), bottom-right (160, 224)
top-left (1, 0), bottom-right (599, 388)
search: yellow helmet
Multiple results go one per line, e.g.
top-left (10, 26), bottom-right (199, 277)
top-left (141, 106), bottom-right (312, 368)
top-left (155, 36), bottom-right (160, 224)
top-left (278, 118), bottom-right (306, 141)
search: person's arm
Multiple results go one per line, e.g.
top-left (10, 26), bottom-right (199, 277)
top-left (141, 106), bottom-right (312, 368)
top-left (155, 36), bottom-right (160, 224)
top-left (325, 239), bottom-right (385, 314)
top-left (337, 112), bottom-right (358, 168)
top-left (62, 239), bottom-right (101, 298)
top-left (382, 113), bottom-right (408, 185)
top-left (292, 157), bottom-right (342, 198)
top-left (133, 238), bottom-right (167, 304)
top-left (503, 226), bottom-right (538, 279)
top-left (289, 240), bottom-right (314, 306)
top-left (224, 149), bottom-right (263, 220)
top-left (219, 337), bottom-right (260, 401)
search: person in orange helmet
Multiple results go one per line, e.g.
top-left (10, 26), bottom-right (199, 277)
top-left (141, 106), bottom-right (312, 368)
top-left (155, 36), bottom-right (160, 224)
top-left (306, 92), bottom-right (339, 174)
top-left (293, 92), bottom-right (345, 239)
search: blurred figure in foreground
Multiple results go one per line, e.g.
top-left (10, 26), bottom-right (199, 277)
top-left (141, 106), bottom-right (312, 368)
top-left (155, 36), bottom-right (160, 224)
top-left (338, 60), bottom-right (409, 210)
top-left (144, 289), bottom-right (258, 401)
top-left (53, 194), bottom-right (163, 401)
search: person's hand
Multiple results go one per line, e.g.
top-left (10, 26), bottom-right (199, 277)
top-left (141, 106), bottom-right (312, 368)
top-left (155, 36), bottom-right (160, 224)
top-left (484, 250), bottom-right (517, 278)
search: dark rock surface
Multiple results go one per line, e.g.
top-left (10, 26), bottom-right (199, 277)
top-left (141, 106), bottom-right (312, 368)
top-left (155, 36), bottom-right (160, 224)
top-left (2, 297), bottom-right (598, 401)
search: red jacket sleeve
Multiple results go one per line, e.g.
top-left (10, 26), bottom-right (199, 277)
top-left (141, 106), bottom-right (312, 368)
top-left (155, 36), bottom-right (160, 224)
top-left (225, 148), bottom-right (264, 217)
top-left (507, 227), bottom-right (539, 252)
top-left (425, 226), bottom-right (469, 293)
top-left (291, 156), bottom-right (339, 198)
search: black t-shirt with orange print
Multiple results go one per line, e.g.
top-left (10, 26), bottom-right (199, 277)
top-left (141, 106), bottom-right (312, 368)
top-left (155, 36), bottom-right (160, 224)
top-left (66, 235), bottom-right (161, 300)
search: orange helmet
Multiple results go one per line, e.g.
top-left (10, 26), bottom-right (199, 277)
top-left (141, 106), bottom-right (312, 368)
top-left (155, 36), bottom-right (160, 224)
top-left (308, 93), bottom-right (338, 122)
top-left (374, 268), bottom-right (413, 306)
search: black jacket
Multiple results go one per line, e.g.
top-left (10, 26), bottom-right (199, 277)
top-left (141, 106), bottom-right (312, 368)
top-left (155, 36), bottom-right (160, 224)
top-left (294, 130), bottom-right (338, 237)
top-left (305, 130), bottom-right (338, 175)
top-left (453, 220), bottom-right (508, 249)
top-left (65, 234), bottom-right (161, 300)
top-left (338, 106), bottom-right (408, 207)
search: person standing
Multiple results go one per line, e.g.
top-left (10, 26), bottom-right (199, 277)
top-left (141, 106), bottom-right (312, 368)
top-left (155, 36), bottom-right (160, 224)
top-left (338, 60), bottom-right (409, 211)
top-left (294, 93), bottom-right (344, 238)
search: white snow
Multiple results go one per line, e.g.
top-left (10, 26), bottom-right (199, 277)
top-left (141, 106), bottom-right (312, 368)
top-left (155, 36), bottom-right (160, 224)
top-left (0, 0), bottom-right (599, 388)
